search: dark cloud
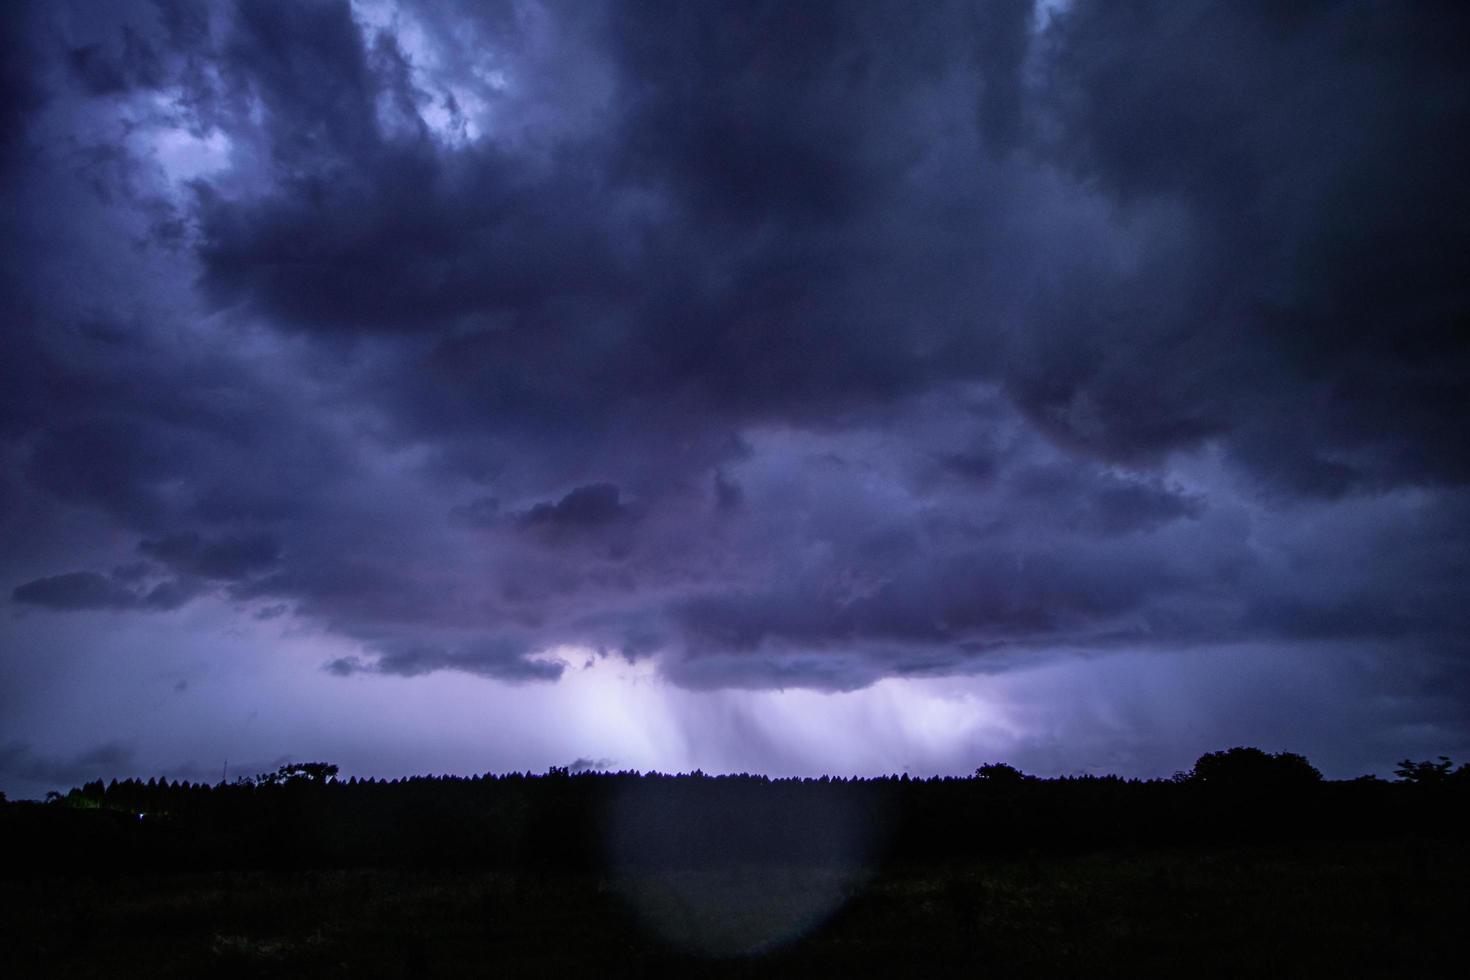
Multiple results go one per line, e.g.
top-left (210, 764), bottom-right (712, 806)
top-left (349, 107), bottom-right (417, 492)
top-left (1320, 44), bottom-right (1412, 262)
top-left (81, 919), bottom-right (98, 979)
top-left (0, 739), bottom-right (135, 795)
top-left (327, 638), bottom-right (565, 683)
top-left (12, 570), bottom-right (202, 612)
top-left (713, 470), bottom-right (744, 512)
top-left (12, 529), bottom-right (278, 614)
top-left (110, 561), bottom-right (154, 583)
top-left (138, 530), bottom-right (280, 580)
top-left (193, 145), bottom-right (621, 335)
top-left (672, 538), bottom-right (1171, 675)
top-left (0, 0), bottom-right (1467, 777)
top-left (1013, 0), bottom-right (1470, 493)
top-left (13, 571), bottom-right (142, 611)
top-left (225, 0), bottom-right (379, 161)
top-left (449, 495), bottom-right (500, 527)
top-left (1006, 464), bottom-right (1204, 536)
top-left (608, 0), bottom-right (913, 225)
top-left (0, 5), bottom-right (47, 174)
top-left (520, 483), bottom-right (630, 533)
top-left (66, 27), bottom-right (164, 96)
top-left (25, 418), bottom-right (194, 529)
top-left (938, 451), bottom-right (999, 483)
top-left (191, 2), bottom-right (622, 337)
top-left (972, 0), bottom-right (1033, 153)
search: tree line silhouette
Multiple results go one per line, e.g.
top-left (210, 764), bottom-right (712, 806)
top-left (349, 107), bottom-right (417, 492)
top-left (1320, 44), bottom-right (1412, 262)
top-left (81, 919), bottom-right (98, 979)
top-left (2, 748), bottom-right (1466, 877)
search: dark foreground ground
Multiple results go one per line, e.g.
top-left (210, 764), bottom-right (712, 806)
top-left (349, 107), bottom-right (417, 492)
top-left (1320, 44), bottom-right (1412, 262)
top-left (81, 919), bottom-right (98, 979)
top-left (4, 838), bottom-right (1466, 979)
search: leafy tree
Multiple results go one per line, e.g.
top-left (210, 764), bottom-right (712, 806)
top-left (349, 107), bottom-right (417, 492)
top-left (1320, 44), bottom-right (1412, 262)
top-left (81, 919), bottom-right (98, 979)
top-left (974, 763), bottom-right (1033, 783)
top-left (257, 762), bottom-right (340, 786)
top-left (1189, 747), bottom-right (1322, 789)
top-left (1394, 756), bottom-right (1456, 784)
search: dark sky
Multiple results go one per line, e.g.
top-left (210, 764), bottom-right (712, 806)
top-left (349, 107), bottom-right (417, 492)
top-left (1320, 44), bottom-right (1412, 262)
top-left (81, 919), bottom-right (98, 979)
top-left (3, 0), bottom-right (1469, 799)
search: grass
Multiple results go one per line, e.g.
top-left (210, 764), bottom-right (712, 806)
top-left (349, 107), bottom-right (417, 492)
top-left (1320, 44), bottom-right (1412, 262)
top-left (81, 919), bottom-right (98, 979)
top-left (2, 839), bottom-right (1465, 977)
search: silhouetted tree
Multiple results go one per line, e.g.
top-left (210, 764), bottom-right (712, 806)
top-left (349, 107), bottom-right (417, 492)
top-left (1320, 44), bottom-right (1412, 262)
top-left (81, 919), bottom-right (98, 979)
top-left (974, 763), bottom-right (1033, 783)
top-left (257, 762), bottom-right (339, 786)
top-left (14, 744), bottom-right (1470, 878)
top-left (1189, 747), bottom-right (1322, 789)
top-left (1394, 756), bottom-right (1455, 784)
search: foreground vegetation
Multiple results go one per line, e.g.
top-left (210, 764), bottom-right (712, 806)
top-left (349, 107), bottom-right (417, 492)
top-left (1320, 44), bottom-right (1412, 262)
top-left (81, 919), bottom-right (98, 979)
top-left (1, 749), bottom-right (1466, 976)
top-left (4, 840), bottom-right (1466, 978)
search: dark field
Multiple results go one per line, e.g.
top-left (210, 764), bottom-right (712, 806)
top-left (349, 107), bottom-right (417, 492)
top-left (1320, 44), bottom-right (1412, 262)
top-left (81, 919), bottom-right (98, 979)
top-left (4, 839), bottom-right (1468, 978)
top-left (5, 753), bottom-right (1469, 977)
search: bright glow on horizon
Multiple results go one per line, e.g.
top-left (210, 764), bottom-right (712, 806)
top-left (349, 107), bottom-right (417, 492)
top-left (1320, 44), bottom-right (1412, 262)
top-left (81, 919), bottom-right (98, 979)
top-left (0, 600), bottom-right (1033, 797)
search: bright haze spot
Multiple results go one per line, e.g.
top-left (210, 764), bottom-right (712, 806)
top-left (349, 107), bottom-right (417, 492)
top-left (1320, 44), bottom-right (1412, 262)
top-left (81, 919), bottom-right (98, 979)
top-left (144, 123), bottom-right (231, 185)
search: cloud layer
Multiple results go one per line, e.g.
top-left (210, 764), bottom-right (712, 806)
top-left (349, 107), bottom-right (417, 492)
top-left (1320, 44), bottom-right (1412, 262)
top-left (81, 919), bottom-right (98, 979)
top-left (2, 1), bottom-right (1468, 780)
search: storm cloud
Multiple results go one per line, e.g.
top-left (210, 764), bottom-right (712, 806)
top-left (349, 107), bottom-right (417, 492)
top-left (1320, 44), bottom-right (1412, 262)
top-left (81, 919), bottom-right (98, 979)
top-left (2, 0), bottom-right (1468, 784)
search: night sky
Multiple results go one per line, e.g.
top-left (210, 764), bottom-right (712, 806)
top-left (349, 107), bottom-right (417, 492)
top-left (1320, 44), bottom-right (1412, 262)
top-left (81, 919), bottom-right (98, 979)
top-left (3, 0), bottom-right (1469, 800)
